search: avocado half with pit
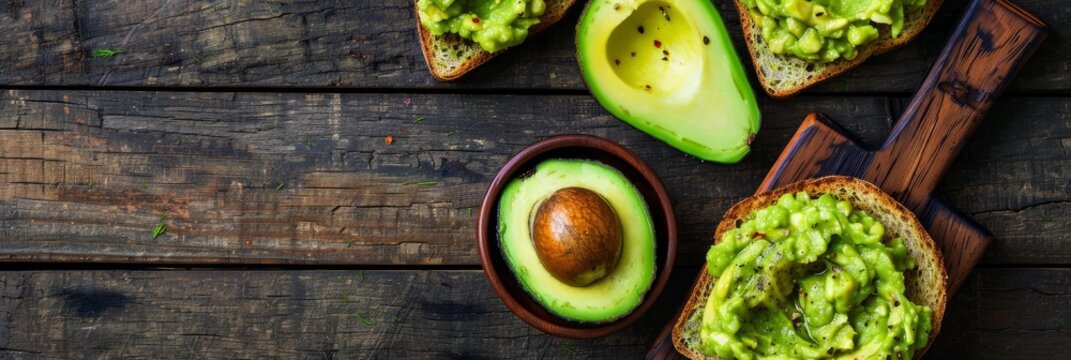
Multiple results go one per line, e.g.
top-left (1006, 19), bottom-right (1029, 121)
top-left (577, 0), bottom-right (761, 163)
top-left (498, 159), bottom-right (656, 323)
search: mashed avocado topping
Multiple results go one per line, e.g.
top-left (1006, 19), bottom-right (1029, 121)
top-left (417, 0), bottom-right (546, 52)
top-left (701, 192), bottom-right (932, 359)
top-left (741, 0), bottom-right (927, 63)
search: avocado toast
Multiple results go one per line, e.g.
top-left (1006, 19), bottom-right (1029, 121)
top-left (673, 176), bottom-right (947, 359)
top-left (734, 0), bottom-right (944, 98)
top-left (415, 0), bottom-right (578, 80)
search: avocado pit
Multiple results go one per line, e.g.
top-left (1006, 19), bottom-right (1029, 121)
top-left (531, 187), bottom-right (623, 287)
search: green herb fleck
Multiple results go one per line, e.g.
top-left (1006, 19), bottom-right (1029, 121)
top-left (85, 181), bottom-right (93, 189)
top-left (354, 313), bottom-right (373, 326)
top-left (412, 116), bottom-right (425, 124)
top-left (346, 240), bottom-right (354, 248)
top-left (393, 315), bottom-right (401, 323)
top-left (341, 294), bottom-right (351, 302)
top-left (357, 270), bottom-right (364, 282)
top-left (467, 208), bottom-right (473, 216)
top-left (560, 344), bottom-right (575, 353)
top-left (142, 182), bottom-right (149, 190)
top-left (446, 130), bottom-right (458, 136)
top-left (275, 182), bottom-right (285, 191)
top-left (304, 139), bottom-right (313, 149)
top-left (193, 55), bottom-right (201, 64)
top-left (152, 214), bottom-right (168, 239)
top-left (403, 180), bottom-right (438, 186)
top-left (176, 139), bottom-right (182, 145)
top-left (92, 48), bottom-right (123, 58)
top-left (151, 223), bottom-right (168, 239)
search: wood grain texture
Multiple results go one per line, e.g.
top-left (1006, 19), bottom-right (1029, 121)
top-left (925, 268), bottom-right (1071, 359)
top-left (0, 268), bottom-right (1065, 359)
top-left (0, 0), bottom-right (1067, 91)
top-left (752, 0), bottom-right (1046, 299)
top-left (869, 0), bottom-right (1047, 206)
top-left (0, 0), bottom-right (1064, 358)
top-left (0, 90), bottom-right (1068, 266)
top-left (650, 3), bottom-right (1050, 356)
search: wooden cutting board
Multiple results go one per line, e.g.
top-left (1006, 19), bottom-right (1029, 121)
top-left (646, 0), bottom-right (1047, 357)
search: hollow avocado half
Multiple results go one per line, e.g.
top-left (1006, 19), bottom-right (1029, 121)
top-left (497, 159), bottom-right (656, 323)
top-left (577, 0), bottom-right (761, 164)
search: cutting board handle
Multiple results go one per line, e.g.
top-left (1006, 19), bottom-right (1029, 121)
top-left (866, 0), bottom-right (1047, 208)
top-left (646, 0), bottom-right (1046, 358)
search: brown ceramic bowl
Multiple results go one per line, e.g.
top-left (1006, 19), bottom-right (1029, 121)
top-left (477, 134), bottom-right (677, 339)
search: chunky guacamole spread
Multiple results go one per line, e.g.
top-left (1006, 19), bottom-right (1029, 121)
top-left (701, 192), bottom-right (932, 359)
top-left (417, 0), bottom-right (546, 53)
top-left (741, 0), bottom-right (927, 62)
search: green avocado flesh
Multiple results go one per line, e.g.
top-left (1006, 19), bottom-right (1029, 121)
top-left (417, 0), bottom-right (546, 52)
top-left (701, 192), bottom-right (932, 359)
top-left (742, 0), bottom-right (927, 63)
top-left (577, 0), bottom-right (761, 164)
top-left (498, 159), bottom-right (656, 322)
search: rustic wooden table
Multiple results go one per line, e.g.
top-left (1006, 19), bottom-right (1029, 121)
top-left (1, 1), bottom-right (1068, 358)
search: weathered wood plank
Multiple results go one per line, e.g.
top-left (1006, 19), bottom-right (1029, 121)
top-left (0, 90), bottom-right (1067, 265)
top-left (0, 0), bottom-right (1066, 92)
top-left (932, 96), bottom-right (1071, 265)
top-left (0, 268), bottom-right (1066, 359)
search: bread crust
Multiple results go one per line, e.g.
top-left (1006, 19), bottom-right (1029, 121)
top-left (672, 176), bottom-right (948, 360)
top-left (733, 0), bottom-right (945, 98)
top-left (415, 0), bottom-right (578, 81)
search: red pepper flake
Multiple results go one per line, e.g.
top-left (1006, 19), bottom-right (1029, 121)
top-left (403, 98), bottom-right (411, 105)
top-left (614, 59), bottom-right (620, 66)
top-left (384, 134), bottom-right (394, 145)
top-left (472, 17), bottom-right (480, 23)
top-left (653, 40), bottom-right (662, 48)
top-left (754, 232), bottom-right (766, 239)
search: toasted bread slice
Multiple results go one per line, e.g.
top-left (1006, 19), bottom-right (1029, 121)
top-left (672, 176), bottom-right (948, 359)
top-left (734, 0), bottom-right (944, 98)
top-left (415, 0), bottom-right (578, 81)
